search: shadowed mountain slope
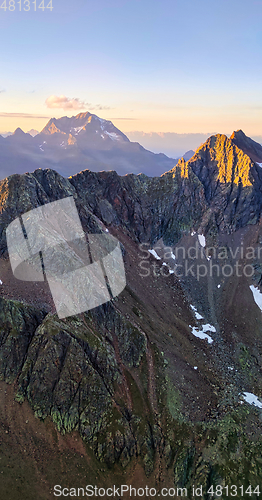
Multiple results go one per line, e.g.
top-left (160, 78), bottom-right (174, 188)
top-left (0, 132), bottom-right (262, 497)
top-left (231, 129), bottom-right (262, 163)
top-left (0, 112), bottom-right (178, 179)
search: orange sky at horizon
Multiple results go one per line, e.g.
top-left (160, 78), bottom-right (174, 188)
top-left (0, 105), bottom-right (261, 139)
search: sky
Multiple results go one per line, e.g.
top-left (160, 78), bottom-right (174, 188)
top-left (0, 0), bottom-right (262, 155)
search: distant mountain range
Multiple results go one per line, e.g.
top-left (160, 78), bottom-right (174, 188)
top-left (0, 112), bottom-right (184, 179)
top-left (2, 113), bottom-right (262, 182)
top-left (5, 111), bottom-right (261, 183)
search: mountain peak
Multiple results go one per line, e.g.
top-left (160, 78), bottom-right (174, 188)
top-left (41, 119), bottom-right (65, 135)
top-left (39, 112), bottom-right (130, 145)
top-left (74, 111), bottom-right (92, 120)
top-left (27, 129), bottom-right (39, 137)
top-left (173, 133), bottom-right (253, 189)
top-left (230, 129), bottom-right (246, 140)
top-left (9, 127), bottom-right (34, 142)
top-left (230, 129), bottom-right (262, 163)
top-left (13, 127), bottom-right (25, 136)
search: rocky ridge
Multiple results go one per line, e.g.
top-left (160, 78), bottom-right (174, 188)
top-left (0, 112), bottom-right (178, 179)
top-left (0, 131), bottom-right (262, 496)
top-left (231, 129), bottom-right (262, 163)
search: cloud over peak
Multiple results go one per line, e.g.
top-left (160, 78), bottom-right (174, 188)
top-left (45, 95), bottom-right (111, 112)
top-left (45, 95), bottom-right (86, 110)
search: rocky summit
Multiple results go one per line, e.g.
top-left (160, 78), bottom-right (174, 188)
top-left (231, 129), bottom-right (262, 164)
top-left (0, 131), bottom-right (262, 498)
top-left (0, 112), bottom-right (178, 179)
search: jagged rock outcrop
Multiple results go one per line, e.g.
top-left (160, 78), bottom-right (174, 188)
top-left (0, 131), bottom-right (261, 253)
top-left (1, 131), bottom-right (262, 496)
top-left (172, 134), bottom-right (262, 233)
top-left (231, 129), bottom-right (262, 163)
top-left (0, 298), bottom-right (46, 383)
top-left (12, 303), bottom-right (161, 468)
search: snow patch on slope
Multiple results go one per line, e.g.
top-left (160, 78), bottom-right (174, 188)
top-left (71, 126), bottom-right (84, 135)
top-left (250, 285), bottom-right (262, 312)
top-left (148, 248), bottom-right (175, 274)
top-left (148, 249), bottom-right (161, 260)
top-left (241, 392), bottom-right (262, 408)
top-left (190, 324), bottom-right (215, 344)
top-left (198, 234), bottom-right (206, 247)
top-left (104, 131), bottom-right (120, 141)
top-left (190, 304), bottom-right (204, 320)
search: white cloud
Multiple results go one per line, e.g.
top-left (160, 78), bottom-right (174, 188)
top-left (45, 95), bottom-right (111, 112)
top-left (45, 95), bottom-right (87, 111)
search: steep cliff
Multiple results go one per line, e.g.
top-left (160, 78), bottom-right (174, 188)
top-left (0, 132), bottom-right (262, 497)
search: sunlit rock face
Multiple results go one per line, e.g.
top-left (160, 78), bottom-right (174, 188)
top-left (230, 129), bottom-right (262, 163)
top-left (0, 131), bottom-right (262, 494)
